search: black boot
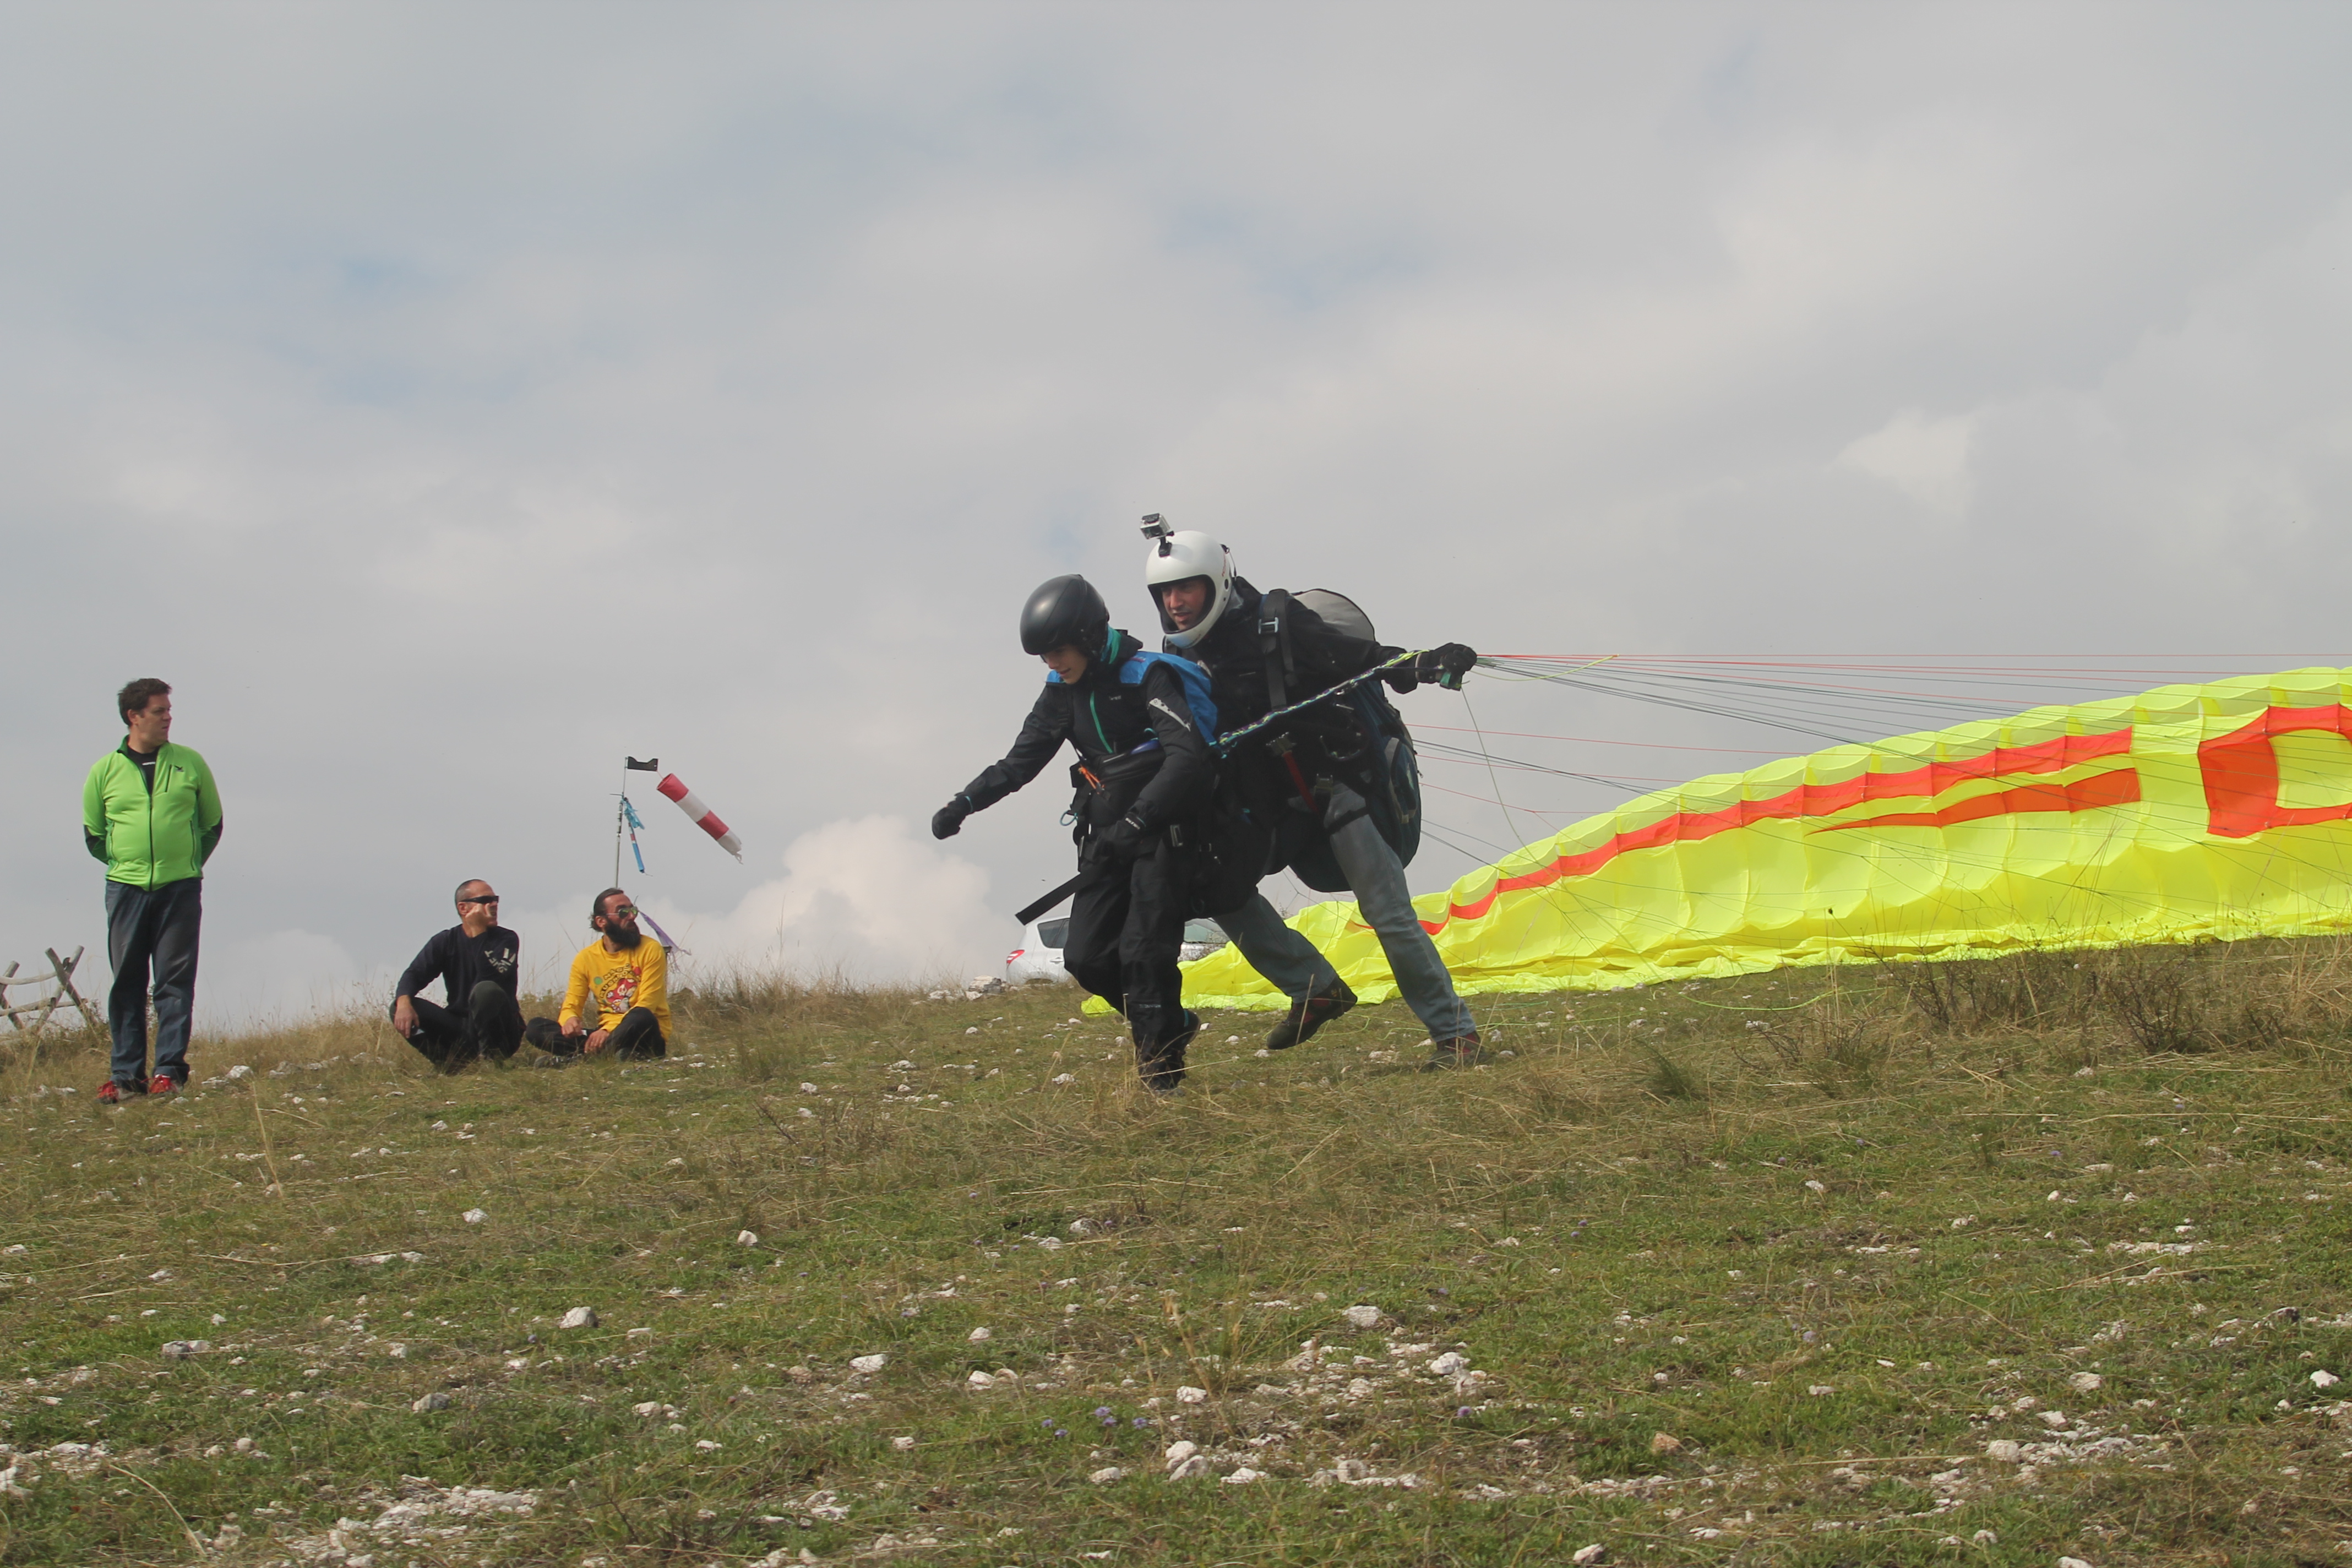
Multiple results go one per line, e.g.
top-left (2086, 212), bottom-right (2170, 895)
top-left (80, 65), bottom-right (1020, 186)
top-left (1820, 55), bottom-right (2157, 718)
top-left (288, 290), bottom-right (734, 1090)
top-left (1129, 1005), bottom-right (1190, 1096)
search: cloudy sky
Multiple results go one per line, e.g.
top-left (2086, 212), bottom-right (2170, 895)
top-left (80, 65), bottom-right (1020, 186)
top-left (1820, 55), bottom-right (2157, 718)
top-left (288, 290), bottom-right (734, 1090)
top-left (6, 4), bottom-right (2350, 1024)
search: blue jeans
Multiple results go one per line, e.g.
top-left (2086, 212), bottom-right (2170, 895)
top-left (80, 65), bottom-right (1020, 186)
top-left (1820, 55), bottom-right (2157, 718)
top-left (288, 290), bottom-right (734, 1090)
top-left (1217, 782), bottom-right (1475, 1041)
top-left (105, 878), bottom-right (202, 1085)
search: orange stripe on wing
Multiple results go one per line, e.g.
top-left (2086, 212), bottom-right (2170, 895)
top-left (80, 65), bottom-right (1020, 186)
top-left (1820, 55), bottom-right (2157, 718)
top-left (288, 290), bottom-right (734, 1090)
top-left (1812, 765), bottom-right (2141, 832)
top-left (1412, 726), bottom-right (2136, 935)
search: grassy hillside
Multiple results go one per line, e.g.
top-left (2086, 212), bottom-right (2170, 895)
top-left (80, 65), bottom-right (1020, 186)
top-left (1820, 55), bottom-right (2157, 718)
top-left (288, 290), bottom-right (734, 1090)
top-left (1, 940), bottom-right (2348, 1566)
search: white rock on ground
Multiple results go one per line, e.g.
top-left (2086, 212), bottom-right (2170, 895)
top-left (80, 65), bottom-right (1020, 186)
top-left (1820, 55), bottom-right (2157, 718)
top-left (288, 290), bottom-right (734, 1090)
top-left (160, 1340), bottom-right (210, 1360)
top-left (1175, 1385), bottom-right (1208, 1403)
top-left (559, 1307), bottom-right (598, 1330)
top-left (1222, 1467), bottom-right (1263, 1485)
top-left (1089, 1466), bottom-right (1124, 1484)
top-left (1984, 1440), bottom-right (2024, 1462)
top-left (966, 1371), bottom-right (994, 1388)
top-left (1428, 1352), bottom-right (1466, 1375)
top-left (891, 1436), bottom-right (916, 1451)
top-left (2059, 1558), bottom-right (2096, 1568)
top-left (2312, 1369), bottom-right (2340, 1388)
top-left (2069, 1372), bottom-right (2103, 1392)
top-left (225, 1065), bottom-right (253, 1080)
top-left (1572, 1547), bottom-right (1605, 1565)
top-left (1167, 1455), bottom-right (1211, 1481)
top-left (968, 1327), bottom-right (992, 1342)
top-left (462, 1208), bottom-right (487, 1224)
top-left (411, 1392), bottom-right (450, 1413)
top-left (736, 1230), bottom-right (760, 1247)
top-left (1163, 1441), bottom-right (1199, 1466)
top-left (1343, 1305), bottom-right (1383, 1329)
top-left (850, 1354), bottom-right (887, 1374)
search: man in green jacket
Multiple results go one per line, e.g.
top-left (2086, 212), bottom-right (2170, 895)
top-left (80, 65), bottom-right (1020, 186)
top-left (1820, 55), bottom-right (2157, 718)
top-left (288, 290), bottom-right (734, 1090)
top-left (81, 678), bottom-right (222, 1102)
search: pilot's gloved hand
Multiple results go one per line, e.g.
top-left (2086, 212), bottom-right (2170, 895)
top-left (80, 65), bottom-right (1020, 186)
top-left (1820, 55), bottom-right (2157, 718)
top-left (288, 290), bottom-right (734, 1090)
top-left (1419, 643), bottom-right (1479, 690)
top-left (931, 795), bottom-right (974, 840)
top-left (1095, 809), bottom-right (1155, 863)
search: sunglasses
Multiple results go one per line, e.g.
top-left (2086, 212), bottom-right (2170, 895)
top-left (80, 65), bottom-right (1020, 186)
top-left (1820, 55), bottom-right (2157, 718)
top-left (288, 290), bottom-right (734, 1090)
top-left (459, 895), bottom-right (500, 906)
top-left (605, 904), bottom-right (638, 919)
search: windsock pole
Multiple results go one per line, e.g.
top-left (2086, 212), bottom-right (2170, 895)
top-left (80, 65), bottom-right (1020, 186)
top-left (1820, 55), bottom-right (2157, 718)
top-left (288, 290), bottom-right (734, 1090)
top-left (618, 756), bottom-right (660, 882)
top-left (658, 774), bottom-right (744, 860)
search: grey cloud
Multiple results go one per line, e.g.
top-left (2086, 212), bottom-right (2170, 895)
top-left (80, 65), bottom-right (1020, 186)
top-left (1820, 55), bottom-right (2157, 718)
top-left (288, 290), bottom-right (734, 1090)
top-left (3, 4), bottom-right (2349, 1020)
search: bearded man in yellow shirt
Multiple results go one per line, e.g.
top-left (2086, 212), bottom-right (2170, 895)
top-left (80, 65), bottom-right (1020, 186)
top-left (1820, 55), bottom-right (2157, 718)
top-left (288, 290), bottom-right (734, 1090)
top-left (524, 888), bottom-right (669, 1060)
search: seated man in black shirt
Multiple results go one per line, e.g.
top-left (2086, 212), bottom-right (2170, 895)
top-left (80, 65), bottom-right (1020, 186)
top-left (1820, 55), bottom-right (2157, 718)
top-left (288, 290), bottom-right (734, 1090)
top-left (390, 879), bottom-right (526, 1072)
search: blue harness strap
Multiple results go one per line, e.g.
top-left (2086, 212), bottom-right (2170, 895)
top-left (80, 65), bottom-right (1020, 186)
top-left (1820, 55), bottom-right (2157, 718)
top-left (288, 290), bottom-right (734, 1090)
top-left (1043, 638), bottom-right (1221, 741)
top-left (1116, 649), bottom-right (1219, 739)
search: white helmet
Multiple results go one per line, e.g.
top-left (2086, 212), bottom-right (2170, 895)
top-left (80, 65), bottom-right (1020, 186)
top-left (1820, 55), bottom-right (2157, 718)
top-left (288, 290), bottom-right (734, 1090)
top-left (1141, 514), bottom-right (1237, 650)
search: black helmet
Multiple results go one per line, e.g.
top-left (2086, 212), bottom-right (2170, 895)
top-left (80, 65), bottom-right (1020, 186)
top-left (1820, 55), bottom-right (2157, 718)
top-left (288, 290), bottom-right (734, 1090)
top-left (1020, 574), bottom-right (1110, 657)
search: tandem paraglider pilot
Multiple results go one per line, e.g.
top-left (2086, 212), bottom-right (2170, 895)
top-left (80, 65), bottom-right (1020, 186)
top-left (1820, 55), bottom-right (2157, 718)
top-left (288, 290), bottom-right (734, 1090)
top-left (1142, 519), bottom-right (1482, 1070)
top-left (525, 888), bottom-right (671, 1061)
top-left (930, 575), bottom-right (1217, 1093)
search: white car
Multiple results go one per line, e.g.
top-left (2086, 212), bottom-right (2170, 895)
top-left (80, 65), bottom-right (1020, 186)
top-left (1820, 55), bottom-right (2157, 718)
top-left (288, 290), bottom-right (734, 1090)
top-left (1004, 916), bottom-right (1229, 986)
top-left (1005, 916), bottom-right (1070, 986)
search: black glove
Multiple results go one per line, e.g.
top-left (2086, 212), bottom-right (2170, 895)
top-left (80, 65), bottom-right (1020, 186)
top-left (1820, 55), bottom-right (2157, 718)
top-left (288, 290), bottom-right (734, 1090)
top-left (931, 795), bottom-right (974, 840)
top-left (1093, 809), bottom-right (1155, 863)
top-left (1419, 643), bottom-right (1479, 690)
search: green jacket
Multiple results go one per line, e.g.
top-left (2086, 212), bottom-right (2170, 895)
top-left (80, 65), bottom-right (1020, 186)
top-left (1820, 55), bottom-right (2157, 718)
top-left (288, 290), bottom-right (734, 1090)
top-left (83, 741), bottom-right (223, 888)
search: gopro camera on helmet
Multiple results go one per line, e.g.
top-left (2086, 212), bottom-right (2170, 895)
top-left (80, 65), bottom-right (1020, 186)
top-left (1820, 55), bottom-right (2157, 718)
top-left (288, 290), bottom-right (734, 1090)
top-left (1141, 513), bottom-right (1176, 556)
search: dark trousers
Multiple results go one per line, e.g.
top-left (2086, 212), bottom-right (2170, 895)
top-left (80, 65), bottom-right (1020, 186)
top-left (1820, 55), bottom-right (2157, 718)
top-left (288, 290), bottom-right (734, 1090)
top-left (393, 981), bottom-right (526, 1072)
top-left (1062, 839), bottom-right (1190, 1089)
top-left (105, 878), bottom-right (202, 1087)
top-left (524, 1006), bottom-right (666, 1061)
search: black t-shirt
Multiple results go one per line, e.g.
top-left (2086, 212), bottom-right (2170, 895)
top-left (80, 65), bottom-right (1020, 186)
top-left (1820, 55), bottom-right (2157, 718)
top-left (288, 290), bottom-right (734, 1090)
top-left (395, 924), bottom-right (521, 1008)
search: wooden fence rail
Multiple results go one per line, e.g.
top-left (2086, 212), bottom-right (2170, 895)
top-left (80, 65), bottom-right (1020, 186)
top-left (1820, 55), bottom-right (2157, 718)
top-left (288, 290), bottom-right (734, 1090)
top-left (2, 946), bottom-right (105, 1038)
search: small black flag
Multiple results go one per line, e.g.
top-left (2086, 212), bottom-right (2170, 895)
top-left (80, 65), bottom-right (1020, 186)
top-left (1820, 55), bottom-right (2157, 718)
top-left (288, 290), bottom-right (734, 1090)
top-left (625, 756), bottom-right (659, 771)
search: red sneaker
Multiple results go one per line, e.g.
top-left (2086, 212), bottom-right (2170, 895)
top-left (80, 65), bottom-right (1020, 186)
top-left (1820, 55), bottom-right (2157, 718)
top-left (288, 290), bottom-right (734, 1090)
top-left (98, 1079), bottom-right (145, 1104)
top-left (148, 1074), bottom-right (181, 1097)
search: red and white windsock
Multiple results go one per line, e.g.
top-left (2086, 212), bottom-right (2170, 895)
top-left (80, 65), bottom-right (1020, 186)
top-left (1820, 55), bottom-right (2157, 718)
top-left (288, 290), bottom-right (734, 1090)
top-left (657, 774), bottom-right (743, 861)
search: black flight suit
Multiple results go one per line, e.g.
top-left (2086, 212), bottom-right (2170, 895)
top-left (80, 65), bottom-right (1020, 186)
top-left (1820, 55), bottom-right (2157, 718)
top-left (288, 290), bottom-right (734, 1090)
top-left (952, 631), bottom-right (1214, 1088)
top-left (1175, 576), bottom-right (1424, 876)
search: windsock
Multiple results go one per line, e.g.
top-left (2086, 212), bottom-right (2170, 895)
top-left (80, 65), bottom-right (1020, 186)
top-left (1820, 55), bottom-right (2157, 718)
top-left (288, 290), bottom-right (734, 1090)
top-left (657, 774), bottom-right (743, 861)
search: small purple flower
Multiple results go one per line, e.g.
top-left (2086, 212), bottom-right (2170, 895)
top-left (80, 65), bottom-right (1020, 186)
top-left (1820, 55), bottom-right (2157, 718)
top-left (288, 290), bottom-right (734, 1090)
top-left (1041, 1417), bottom-right (1055, 1428)
top-left (1095, 1406), bottom-right (1113, 1419)
top-left (1457, 1406), bottom-right (1473, 1418)
top-left (1132, 1417), bottom-right (1151, 1429)
top-left (1054, 1428), bottom-right (1069, 1438)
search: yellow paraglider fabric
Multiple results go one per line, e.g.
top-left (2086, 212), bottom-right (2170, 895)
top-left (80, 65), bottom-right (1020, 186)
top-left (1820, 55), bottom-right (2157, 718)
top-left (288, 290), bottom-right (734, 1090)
top-left (1170, 665), bottom-right (2352, 1011)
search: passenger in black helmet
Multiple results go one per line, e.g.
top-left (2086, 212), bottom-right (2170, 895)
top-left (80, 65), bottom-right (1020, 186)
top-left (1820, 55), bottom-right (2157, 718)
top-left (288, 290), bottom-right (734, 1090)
top-left (931, 575), bottom-right (1219, 1093)
top-left (1140, 522), bottom-right (1485, 1069)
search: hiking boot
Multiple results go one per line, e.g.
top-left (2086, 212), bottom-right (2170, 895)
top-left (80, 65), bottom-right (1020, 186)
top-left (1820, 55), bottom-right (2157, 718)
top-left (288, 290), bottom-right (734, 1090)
top-left (1136, 1008), bottom-right (1199, 1096)
top-left (148, 1074), bottom-right (182, 1097)
top-left (1422, 1031), bottom-right (1488, 1071)
top-left (99, 1079), bottom-right (145, 1104)
top-left (1265, 979), bottom-right (1357, 1051)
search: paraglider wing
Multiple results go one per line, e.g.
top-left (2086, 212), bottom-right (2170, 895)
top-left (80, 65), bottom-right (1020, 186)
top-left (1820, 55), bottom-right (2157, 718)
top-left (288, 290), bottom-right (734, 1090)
top-left (1175, 666), bottom-right (2352, 1009)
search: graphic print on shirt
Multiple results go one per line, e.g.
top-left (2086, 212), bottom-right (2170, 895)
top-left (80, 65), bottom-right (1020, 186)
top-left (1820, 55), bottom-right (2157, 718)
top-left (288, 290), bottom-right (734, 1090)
top-left (484, 947), bottom-right (516, 976)
top-left (596, 969), bottom-right (640, 1017)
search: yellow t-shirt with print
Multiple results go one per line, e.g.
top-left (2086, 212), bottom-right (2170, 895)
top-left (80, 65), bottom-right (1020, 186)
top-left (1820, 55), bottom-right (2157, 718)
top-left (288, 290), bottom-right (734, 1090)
top-left (559, 937), bottom-right (669, 1035)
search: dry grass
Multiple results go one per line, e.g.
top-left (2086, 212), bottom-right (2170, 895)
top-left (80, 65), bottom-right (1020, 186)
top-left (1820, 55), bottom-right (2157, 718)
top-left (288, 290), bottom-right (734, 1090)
top-left (1, 938), bottom-right (2349, 1565)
